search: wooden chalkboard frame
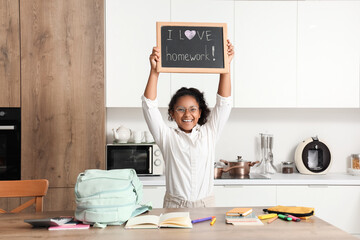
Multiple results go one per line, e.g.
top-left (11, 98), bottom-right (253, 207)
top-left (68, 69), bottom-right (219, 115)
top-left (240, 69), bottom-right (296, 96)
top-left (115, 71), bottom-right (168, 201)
top-left (156, 22), bottom-right (229, 73)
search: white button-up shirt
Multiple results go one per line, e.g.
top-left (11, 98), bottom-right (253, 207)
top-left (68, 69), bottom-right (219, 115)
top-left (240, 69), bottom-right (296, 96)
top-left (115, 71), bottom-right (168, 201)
top-left (142, 94), bottom-right (232, 201)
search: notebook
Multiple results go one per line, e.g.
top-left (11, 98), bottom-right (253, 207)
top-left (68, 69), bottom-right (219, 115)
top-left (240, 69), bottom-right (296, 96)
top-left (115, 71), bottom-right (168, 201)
top-left (226, 212), bottom-right (263, 226)
top-left (226, 208), bottom-right (253, 217)
top-left (48, 224), bottom-right (90, 230)
top-left (125, 212), bottom-right (192, 229)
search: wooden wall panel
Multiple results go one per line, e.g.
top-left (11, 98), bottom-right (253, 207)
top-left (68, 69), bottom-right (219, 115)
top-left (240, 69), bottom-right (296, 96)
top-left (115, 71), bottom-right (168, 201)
top-left (0, 0), bottom-right (20, 107)
top-left (20, 0), bottom-right (105, 188)
top-left (45, 187), bottom-right (76, 211)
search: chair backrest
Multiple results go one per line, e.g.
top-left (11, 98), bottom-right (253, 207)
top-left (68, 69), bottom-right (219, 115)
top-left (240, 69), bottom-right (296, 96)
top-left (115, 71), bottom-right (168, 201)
top-left (0, 179), bottom-right (49, 213)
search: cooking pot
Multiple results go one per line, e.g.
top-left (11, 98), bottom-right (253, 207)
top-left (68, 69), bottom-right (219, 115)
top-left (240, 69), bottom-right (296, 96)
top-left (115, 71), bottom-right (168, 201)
top-left (214, 156), bottom-right (259, 178)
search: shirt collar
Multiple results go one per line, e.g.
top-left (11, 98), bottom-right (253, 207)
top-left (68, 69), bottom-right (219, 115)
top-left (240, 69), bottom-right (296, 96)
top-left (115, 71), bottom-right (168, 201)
top-left (175, 124), bottom-right (201, 136)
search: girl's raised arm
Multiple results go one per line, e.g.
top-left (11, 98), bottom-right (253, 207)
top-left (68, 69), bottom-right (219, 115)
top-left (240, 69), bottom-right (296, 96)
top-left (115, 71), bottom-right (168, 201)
top-left (144, 47), bottom-right (160, 100)
top-left (217, 40), bottom-right (234, 97)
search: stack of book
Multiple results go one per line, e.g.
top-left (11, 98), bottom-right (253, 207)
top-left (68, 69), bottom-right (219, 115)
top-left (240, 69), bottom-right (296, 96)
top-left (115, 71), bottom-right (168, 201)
top-left (225, 208), bottom-right (263, 226)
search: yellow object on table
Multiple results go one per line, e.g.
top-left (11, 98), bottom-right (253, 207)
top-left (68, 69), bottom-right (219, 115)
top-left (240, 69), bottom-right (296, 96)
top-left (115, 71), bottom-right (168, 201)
top-left (258, 214), bottom-right (278, 220)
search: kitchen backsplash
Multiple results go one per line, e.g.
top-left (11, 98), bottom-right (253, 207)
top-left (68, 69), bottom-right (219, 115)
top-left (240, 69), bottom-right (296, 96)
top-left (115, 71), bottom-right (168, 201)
top-left (107, 107), bottom-right (360, 173)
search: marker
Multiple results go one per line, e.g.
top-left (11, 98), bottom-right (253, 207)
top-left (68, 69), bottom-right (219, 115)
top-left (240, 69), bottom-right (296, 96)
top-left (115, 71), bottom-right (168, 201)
top-left (191, 216), bottom-right (214, 224)
top-left (278, 214), bottom-right (292, 221)
top-left (258, 213), bottom-right (278, 220)
top-left (286, 214), bottom-right (301, 222)
top-left (210, 217), bottom-right (216, 226)
top-left (267, 216), bottom-right (278, 224)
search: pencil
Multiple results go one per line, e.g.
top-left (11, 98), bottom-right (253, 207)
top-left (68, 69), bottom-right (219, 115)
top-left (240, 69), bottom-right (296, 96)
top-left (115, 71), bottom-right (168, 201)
top-left (267, 216), bottom-right (278, 224)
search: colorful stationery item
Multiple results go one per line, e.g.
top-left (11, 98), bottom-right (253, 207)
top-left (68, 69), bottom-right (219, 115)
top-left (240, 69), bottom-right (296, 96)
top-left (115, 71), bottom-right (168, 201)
top-left (210, 217), bottom-right (216, 226)
top-left (226, 208), bottom-right (253, 217)
top-left (267, 216), bottom-right (278, 224)
top-left (286, 214), bottom-right (301, 222)
top-left (258, 213), bottom-right (278, 220)
top-left (278, 214), bottom-right (292, 221)
top-left (191, 216), bottom-right (214, 224)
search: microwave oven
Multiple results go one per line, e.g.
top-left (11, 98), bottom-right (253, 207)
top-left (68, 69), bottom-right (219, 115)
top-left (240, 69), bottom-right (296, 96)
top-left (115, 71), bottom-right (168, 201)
top-left (106, 143), bottom-right (164, 175)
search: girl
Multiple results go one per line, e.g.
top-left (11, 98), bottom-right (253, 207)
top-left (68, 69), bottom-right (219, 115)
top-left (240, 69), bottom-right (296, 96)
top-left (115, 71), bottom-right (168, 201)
top-left (142, 40), bottom-right (234, 208)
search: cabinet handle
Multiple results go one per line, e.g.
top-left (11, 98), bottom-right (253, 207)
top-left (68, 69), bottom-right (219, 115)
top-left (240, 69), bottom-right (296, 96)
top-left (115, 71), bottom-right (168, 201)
top-left (308, 185), bottom-right (329, 188)
top-left (0, 125), bottom-right (15, 130)
top-left (224, 185), bottom-right (244, 188)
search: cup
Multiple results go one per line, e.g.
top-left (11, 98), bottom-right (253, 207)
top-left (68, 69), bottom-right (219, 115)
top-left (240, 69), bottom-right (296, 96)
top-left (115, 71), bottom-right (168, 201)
top-left (144, 131), bottom-right (154, 143)
top-left (133, 131), bottom-right (144, 143)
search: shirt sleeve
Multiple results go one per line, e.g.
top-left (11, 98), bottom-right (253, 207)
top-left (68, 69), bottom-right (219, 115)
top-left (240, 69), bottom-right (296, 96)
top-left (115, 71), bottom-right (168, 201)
top-left (205, 94), bottom-right (232, 142)
top-left (141, 95), bottom-right (167, 145)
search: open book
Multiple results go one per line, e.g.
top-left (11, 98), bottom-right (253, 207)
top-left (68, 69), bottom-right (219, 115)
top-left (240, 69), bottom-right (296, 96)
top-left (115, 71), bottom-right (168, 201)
top-left (125, 212), bottom-right (192, 229)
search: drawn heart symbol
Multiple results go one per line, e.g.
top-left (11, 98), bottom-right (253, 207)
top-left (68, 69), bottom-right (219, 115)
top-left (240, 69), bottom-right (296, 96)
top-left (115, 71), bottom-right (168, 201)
top-left (184, 30), bottom-right (196, 40)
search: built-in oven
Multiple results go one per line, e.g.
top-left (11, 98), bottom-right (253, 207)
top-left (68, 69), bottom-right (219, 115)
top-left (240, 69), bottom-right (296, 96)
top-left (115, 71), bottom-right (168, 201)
top-left (0, 108), bottom-right (21, 180)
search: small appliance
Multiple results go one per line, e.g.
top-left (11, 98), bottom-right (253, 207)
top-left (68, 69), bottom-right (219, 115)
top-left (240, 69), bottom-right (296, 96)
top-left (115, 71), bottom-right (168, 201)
top-left (294, 136), bottom-right (332, 174)
top-left (106, 143), bottom-right (164, 175)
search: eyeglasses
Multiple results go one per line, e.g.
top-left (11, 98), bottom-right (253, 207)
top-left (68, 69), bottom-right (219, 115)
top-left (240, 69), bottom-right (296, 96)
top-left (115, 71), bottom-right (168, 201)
top-left (175, 106), bottom-right (199, 114)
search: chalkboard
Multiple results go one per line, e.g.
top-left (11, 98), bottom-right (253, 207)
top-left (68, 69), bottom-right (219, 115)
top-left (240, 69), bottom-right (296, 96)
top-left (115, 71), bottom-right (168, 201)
top-left (156, 22), bottom-right (229, 73)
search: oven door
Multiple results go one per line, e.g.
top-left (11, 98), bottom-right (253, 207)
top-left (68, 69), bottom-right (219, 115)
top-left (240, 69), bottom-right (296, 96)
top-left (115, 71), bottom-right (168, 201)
top-left (0, 108), bottom-right (21, 180)
top-left (107, 145), bottom-right (152, 175)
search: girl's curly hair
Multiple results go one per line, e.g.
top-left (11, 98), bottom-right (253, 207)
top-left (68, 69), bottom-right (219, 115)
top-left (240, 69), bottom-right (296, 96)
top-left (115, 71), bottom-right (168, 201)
top-left (168, 87), bottom-right (210, 126)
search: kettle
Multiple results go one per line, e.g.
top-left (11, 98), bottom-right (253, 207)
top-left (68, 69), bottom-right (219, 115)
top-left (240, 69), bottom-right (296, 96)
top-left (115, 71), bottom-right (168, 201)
top-left (112, 126), bottom-right (131, 143)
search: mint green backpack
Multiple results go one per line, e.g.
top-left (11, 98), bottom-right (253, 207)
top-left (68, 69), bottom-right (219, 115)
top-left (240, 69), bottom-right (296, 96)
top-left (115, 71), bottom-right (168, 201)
top-left (74, 169), bottom-right (151, 226)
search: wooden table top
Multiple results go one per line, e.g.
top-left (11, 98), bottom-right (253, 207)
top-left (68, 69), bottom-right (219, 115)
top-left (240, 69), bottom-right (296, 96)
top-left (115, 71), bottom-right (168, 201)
top-left (0, 207), bottom-right (356, 240)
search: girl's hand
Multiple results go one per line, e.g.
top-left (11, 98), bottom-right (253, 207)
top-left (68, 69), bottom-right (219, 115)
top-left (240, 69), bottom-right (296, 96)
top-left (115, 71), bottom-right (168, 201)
top-left (226, 40), bottom-right (234, 63)
top-left (150, 47), bottom-right (160, 72)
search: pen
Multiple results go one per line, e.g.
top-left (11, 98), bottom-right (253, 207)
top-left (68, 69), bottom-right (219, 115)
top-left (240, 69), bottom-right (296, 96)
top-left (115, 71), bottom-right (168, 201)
top-left (267, 216), bottom-right (278, 224)
top-left (191, 216), bottom-right (214, 224)
top-left (286, 214), bottom-right (301, 222)
top-left (278, 214), bottom-right (292, 221)
top-left (210, 217), bottom-right (216, 226)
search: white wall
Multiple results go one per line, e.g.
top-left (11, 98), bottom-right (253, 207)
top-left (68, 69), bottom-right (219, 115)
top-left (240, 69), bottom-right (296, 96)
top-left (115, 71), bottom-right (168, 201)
top-left (107, 107), bottom-right (360, 173)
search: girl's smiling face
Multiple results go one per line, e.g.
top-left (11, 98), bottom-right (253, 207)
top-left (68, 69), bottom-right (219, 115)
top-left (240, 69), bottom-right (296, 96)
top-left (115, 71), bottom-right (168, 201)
top-left (171, 95), bottom-right (202, 133)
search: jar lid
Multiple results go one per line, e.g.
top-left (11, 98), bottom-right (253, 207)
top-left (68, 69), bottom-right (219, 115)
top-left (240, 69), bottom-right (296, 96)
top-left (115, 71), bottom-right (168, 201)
top-left (282, 161), bottom-right (294, 165)
top-left (351, 154), bottom-right (360, 158)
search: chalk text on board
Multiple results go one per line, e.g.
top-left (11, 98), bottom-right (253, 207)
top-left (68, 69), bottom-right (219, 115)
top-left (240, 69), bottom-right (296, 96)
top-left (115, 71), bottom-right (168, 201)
top-left (166, 45), bottom-right (214, 62)
top-left (166, 29), bottom-right (213, 41)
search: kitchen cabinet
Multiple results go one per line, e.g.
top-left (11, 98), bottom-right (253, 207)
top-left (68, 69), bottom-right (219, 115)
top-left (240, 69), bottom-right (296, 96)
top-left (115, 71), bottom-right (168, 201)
top-left (142, 186), bottom-right (166, 208)
top-left (20, 0), bottom-right (105, 210)
top-left (297, 1), bottom-right (360, 108)
top-left (106, 0), bottom-right (360, 108)
top-left (170, 0), bottom-right (234, 107)
top-left (277, 186), bottom-right (360, 234)
top-left (0, 0), bottom-right (20, 107)
top-left (234, 1), bottom-right (297, 108)
top-left (143, 185), bottom-right (277, 208)
top-left (214, 185), bottom-right (276, 207)
top-left (106, 0), bottom-right (171, 107)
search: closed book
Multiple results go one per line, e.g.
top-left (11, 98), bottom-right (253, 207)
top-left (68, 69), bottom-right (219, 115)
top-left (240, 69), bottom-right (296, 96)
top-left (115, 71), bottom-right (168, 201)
top-left (48, 224), bottom-right (90, 230)
top-left (125, 212), bottom-right (192, 229)
top-left (226, 212), bottom-right (263, 226)
top-left (226, 207), bottom-right (253, 217)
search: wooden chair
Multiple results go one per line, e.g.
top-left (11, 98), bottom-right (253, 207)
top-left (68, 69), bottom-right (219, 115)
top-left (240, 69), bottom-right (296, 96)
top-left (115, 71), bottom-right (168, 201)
top-left (0, 179), bottom-right (49, 213)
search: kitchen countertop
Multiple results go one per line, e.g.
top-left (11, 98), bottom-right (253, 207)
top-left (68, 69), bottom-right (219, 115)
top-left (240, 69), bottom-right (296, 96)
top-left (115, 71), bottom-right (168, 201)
top-left (139, 172), bottom-right (360, 186)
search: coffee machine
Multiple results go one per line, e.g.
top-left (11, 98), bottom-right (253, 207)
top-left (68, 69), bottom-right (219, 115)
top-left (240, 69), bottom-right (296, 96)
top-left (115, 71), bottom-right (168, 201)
top-left (294, 136), bottom-right (332, 175)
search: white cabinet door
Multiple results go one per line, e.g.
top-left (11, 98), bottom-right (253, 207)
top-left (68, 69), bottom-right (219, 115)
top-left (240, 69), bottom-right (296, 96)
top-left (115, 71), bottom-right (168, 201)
top-left (106, 0), bottom-right (171, 107)
top-left (297, 1), bottom-right (360, 108)
top-left (142, 186), bottom-right (166, 208)
top-left (214, 185), bottom-right (276, 207)
top-left (234, 1), bottom-right (297, 108)
top-left (170, 0), bottom-right (234, 107)
top-left (277, 186), bottom-right (360, 234)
